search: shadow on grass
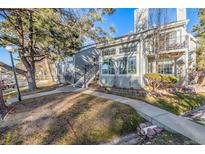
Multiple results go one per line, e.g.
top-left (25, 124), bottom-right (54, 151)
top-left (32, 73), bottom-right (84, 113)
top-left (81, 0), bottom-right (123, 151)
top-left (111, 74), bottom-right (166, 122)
top-left (40, 94), bottom-right (95, 144)
top-left (40, 94), bottom-right (144, 145)
top-left (0, 92), bottom-right (144, 145)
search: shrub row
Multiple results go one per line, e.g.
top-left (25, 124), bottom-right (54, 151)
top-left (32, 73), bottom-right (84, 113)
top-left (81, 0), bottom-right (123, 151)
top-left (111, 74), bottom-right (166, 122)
top-left (144, 73), bottom-right (177, 90)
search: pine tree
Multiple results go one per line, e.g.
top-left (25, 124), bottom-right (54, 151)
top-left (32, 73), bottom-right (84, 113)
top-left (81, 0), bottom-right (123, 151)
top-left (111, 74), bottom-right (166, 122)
top-left (193, 9), bottom-right (205, 71)
top-left (0, 9), bottom-right (115, 91)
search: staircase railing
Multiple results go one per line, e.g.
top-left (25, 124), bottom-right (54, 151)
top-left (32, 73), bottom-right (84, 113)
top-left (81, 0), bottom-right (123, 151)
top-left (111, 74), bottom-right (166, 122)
top-left (73, 64), bottom-right (99, 88)
top-left (85, 64), bottom-right (99, 87)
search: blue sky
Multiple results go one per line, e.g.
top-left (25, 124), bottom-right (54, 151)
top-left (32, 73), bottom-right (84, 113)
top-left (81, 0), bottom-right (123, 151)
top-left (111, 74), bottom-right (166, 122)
top-left (0, 8), bottom-right (200, 66)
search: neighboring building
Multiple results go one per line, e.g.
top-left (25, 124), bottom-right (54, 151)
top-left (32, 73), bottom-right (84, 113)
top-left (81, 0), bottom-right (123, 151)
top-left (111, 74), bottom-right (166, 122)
top-left (0, 67), bottom-right (14, 81)
top-left (16, 58), bottom-right (58, 86)
top-left (57, 8), bottom-right (197, 89)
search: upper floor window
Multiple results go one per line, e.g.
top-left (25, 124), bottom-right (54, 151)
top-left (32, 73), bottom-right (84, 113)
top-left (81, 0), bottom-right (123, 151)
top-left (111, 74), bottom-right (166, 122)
top-left (119, 45), bottom-right (137, 54)
top-left (159, 30), bottom-right (184, 51)
top-left (102, 48), bottom-right (116, 56)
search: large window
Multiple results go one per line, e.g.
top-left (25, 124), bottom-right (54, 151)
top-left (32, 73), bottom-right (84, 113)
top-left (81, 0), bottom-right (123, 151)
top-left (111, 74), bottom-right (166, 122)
top-left (158, 60), bottom-right (173, 74)
top-left (102, 59), bottom-right (115, 74)
top-left (119, 57), bottom-right (136, 74)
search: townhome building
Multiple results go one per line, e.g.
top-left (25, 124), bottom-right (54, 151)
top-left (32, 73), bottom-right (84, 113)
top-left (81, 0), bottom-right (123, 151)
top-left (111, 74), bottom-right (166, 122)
top-left (57, 8), bottom-right (197, 89)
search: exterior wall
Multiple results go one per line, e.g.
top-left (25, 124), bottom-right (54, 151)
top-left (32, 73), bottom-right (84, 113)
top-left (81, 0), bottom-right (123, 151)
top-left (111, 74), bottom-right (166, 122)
top-left (99, 41), bottom-right (146, 89)
top-left (100, 75), bottom-right (141, 89)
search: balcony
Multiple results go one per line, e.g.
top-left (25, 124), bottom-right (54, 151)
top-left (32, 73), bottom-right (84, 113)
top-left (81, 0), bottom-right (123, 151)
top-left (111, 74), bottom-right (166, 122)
top-left (145, 35), bottom-right (188, 55)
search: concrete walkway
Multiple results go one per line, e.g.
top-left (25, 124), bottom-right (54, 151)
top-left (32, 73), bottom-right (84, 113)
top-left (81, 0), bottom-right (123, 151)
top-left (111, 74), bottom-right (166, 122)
top-left (83, 89), bottom-right (205, 145)
top-left (5, 86), bottom-right (205, 144)
top-left (6, 86), bottom-right (83, 106)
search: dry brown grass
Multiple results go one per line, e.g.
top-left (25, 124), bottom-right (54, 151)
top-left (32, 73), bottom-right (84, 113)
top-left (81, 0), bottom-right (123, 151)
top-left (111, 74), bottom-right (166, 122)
top-left (3, 81), bottom-right (60, 100)
top-left (0, 92), bottom-right (143, 145)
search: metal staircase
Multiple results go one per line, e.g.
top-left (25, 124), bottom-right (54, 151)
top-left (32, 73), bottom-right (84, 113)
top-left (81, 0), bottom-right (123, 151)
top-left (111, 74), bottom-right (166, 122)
top-left (73, 64), bottom-right (99, 88)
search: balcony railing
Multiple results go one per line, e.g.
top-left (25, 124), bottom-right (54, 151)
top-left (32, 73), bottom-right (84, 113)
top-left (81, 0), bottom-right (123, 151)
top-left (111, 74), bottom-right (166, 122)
top-left (145, 35), bottom-right (188, 55)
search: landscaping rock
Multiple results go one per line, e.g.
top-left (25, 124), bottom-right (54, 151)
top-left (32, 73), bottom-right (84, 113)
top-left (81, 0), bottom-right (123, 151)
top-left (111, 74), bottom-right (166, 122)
top-left (142, 125), bottom-right (157, 134)
top-left (153, 127), bottom-right (163, 134)
top-left (137, 127), bottom-right (141, 135)
top-left (200, 113), bottom-right (205, 120)
top-left (137, 122), bottom-right (164, 141)
top-left (106, 122), bottom-right (164, 145)
top-left (140, 129), bottom-right (146, 135)
top-left (182, 104), bottom-right (205, 127)
top-left (191, 111), bottom-right (203, 118)
top-left (139, 123), bottom-right (147, 129)
top-left (139, 122), bottom-right (152, 129)
top-left (147, 128), bottom-right (156, 139)
top-left (144, 122), bottom-right (152, 127)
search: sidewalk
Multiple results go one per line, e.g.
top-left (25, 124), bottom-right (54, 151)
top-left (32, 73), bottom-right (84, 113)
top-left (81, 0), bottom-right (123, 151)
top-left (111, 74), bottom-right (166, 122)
top-left (83, 89), bottom-right (205, 145)
top-left (6, 86), bottom-right (83, 106)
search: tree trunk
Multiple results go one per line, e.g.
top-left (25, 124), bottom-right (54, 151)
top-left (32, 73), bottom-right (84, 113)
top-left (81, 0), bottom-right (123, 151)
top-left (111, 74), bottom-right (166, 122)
top-left (26, 66), bottom-right (37, 91)
top-left (0, 81), bottom-right (7, 110)
top-left (26, 10), bottom-right (37, 91)
top-left (45, 58), bottom-right (55, 82)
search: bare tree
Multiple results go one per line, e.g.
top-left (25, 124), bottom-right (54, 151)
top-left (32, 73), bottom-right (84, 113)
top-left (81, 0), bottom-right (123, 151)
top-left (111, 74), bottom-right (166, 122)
top-left (147, 8), bottom-right (169, 73)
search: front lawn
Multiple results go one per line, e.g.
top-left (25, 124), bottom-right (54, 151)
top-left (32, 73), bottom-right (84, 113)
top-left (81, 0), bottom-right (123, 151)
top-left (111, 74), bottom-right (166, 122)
top-left (0, 93), bottom-right (144, 144)
top-left (134, 92), bottom-right (205, 115)
top-left (0, 92), bottom-right (196, 144)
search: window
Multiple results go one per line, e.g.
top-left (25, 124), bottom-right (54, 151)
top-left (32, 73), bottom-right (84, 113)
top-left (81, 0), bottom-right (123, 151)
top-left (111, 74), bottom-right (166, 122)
top-left (143, 40), bottom-right (152, 53)
top-left (119, 57), bottom-right (127, 74)
top-left (102, 59), bottom-right (115, 74)
top-left (166, 31), bottom-right (177, 50)
top-left (158, 60), bottom-right (173, 74)
top-left (119, 45), bottom-right (137, 54)
top-left (128, 58), bottom-right (136, 74)
top-left (102, 48), bottom-right (116, 56)
top-left (119, 57), bottom-right (136, 74)
top-left (159, 33), bottom-right (166, 51)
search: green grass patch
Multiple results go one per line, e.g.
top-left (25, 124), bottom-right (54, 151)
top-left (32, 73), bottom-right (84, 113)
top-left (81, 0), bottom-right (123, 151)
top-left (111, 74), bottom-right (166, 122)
top-left (133, 92), bottom-right (205, 115)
